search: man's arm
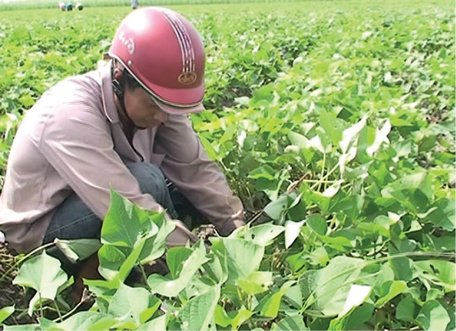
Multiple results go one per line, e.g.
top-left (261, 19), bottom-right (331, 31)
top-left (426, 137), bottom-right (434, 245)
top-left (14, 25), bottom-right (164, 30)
top-left (154, 114), bottom-right (245, 236)
top-left (39, 104), bottom-right (163, 218)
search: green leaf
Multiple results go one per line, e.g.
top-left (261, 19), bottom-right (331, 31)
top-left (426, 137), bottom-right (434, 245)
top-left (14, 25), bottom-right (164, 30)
top-left (2, 325), bottom-right (40, 331)
top-left (390, 257), bottom-right (413, 282)
top-left (271, 315), bottom-right (309, 331)
top-left (36, 318), bottom-right (61, 330)
top-left (13, 251), bottom-right (68, 316)
top-left (259, 280), bottom-right (295, 318)
top-left (248, 165), bottom-right (276, 180)
top-left (148, 241), bottom-right (208, 297)
top-left (80, 315), bottom-right (120, 330)
top-left (97, 245), bottom-right (128, 281)
top-left (339, 116), bottom-right (367, 154)
top-left (288, 131), bottom-right (308, 149)
top-left (54, 238), bottom-right (101, 264)
top-left (199, 135), bottom-right (219, 161)
top-left (311, 257), bottom-right (366, 316)
top-left (180, 286), bottom-right (220, 331)
top-left (421, 198), bottom-right (455, 231)
top-left (264, 195), bottom-right (289, 221)
top-left (328, 303), bottom-right (374, 331)
top-left (367, 119), bottom-right (391, 156)
top-left (372, 263), bottom-right (395, 289)
top-left (382, 171), bottom-right (433, 209)
top-left (299, 270), bottom-right (319, 300)
top-left (166, 247), bottom-right (193, 279)
top-left (288, 131), bottom-right (324, 153)
top-left (308, 247), bottom-right (329, 266)
top-left (251, 85), bottom-right (275, 104)
top-left (319, 233), bottom-right (355, 251)
top-left (108, 283), bottom-right (160, 325)
top-left (396, 294), bottom-right (416, 322)
top-left (214, 305), bottom-right (231, 328)
top-left (98, 192), bottom-right (174, 282)
top-left (137, 314), bottom-right (167, 331)
top-left (102, 191), bottom-right (153, 247)
top-left (138, 215), bottom-right (175, 264)
top-left (414, 260), bottom-right (456, 292)
top-left (58, 311), bottom-right (112, 330)
top-left (338, 284), bottom-right (372, 317)
top-left (243, 223), bottom-right (285, 246)
top-left (284, 220), bottom-right (305, 248)
top-left (255, 177), bottom-right (285, 201)
top-left (375, 280), bottom-right (408, 308)
top-left (319, 110), bottom-right (343, 146)
top-left (358, 215), bottom-right (391, 238)
top-left (99, 235), bottom-right (146, 284)
top-left (0, 305), bottom-right (14, 324)
top-left (305, 189), bottom-right (334, 213)
top-left (221, 238), bottom-right (264, 280)
top-left (231, 307), bottom-right (253, 330)
top-left (286, 251), bottom-right (307, 273)
top-left (416, 300), bottom-right (451, 331)
top-left (306, 214), bottom-right (327, 235)
top-left (287, 197), bottom-right (307, 221)
top-left (203, 252), bottom-right (228, 284)
top-left (237, 271), bottom-right (273, 295)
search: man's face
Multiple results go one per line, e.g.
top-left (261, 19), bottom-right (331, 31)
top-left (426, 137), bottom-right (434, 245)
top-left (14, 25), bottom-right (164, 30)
top-left (123, 86), bottom-right (169, 129)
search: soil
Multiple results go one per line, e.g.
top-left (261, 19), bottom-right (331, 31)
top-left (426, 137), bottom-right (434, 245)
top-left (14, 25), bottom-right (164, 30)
top-left (0, 243), bottom-right (38, 325)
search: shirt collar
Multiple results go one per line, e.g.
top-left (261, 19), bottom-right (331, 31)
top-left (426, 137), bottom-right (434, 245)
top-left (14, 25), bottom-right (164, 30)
top-left (100, 61), bottom-right (120, 123)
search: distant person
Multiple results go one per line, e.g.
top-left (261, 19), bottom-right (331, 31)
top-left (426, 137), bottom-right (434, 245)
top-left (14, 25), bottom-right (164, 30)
top-left (131, 0), bottom-right (138, 9)
top-left (59, 2), bottom-right (73, 11)
top-left (0, 7), bottom-right (244, 279)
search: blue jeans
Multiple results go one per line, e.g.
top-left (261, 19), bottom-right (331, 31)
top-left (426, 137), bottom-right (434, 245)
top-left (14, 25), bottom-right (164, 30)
top-left (43, 162), bottom-right (181, 245)
top-left (42, 162), bottom-right (205, 275)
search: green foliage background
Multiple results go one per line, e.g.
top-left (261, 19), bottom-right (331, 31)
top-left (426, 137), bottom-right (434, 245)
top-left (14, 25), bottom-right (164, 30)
top-left (0, 0), bottom-right (454, 329)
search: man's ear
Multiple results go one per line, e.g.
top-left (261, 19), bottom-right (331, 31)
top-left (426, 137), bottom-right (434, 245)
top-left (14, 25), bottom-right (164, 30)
top-left (112, 64), bottom-right (125, 97)
top-left (113, 67), bottom-right (123, 81)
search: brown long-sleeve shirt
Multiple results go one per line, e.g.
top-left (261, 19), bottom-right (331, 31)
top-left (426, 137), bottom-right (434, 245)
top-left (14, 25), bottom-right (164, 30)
top-left (0, 64), bottom-right (244, 253)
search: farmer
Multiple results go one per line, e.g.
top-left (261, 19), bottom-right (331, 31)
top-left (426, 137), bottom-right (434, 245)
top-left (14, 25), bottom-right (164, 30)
top-left (0, 7), bottom-right (244, 273)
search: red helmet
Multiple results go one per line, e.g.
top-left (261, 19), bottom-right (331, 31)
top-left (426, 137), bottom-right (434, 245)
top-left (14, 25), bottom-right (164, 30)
top-left (109, 7), bottom-right (205, 114)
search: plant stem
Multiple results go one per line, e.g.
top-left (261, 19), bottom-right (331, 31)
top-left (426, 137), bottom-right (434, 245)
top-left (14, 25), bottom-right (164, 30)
top-left (312, 161), bottom-right (340, 191)
top-left (316, 152), bottom-right (327, 192)
top-left (57, 290), bottom-right (89, 322)
top-left (53, 301), bottom-right (63, 322)
top-left (0, 242), bottom-right (55, 283)
top-left (140, 265), bottom-right (149, 285)
top-left (39, 295), bottom-right (43, 319)
top-left (248, 210), bottom-right (264, 224)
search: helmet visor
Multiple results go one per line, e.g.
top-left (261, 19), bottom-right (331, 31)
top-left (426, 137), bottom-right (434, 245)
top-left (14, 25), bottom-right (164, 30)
top-left (150, 94), bottom-right (205, 115)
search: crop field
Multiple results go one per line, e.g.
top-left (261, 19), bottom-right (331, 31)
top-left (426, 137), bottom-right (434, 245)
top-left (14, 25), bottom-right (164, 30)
top-left (0, 0), bottom-right (455, 330)
top-left (2, 0), bottom-right (305, 10)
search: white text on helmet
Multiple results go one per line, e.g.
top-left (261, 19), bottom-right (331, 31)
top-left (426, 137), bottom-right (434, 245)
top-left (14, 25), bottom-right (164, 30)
top-left (118, 31), bottom-right (135, 55)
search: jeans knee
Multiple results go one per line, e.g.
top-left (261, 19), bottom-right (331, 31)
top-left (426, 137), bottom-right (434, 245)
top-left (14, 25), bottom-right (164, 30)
top-left (126, 162), bottom-right (171, 208)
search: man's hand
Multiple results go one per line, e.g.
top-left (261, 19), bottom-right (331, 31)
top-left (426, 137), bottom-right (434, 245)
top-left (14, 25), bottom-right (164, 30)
top-left (166, 219), bottom-right (198, 247)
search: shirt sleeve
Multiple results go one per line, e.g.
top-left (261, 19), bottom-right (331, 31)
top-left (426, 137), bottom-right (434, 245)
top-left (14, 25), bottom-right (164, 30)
top-left (154, 114), bottom-right (245, 235)
top-left (38, 103), bottom-right (164, 219)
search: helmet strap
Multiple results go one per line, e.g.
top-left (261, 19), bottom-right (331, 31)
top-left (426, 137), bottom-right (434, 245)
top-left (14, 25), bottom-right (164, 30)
top-left (112, 79), bottom-right (124, 98)
top-left (111, 61), bottom-right (142, 131)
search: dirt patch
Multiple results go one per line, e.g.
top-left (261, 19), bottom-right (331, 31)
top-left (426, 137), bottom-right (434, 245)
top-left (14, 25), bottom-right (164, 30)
top-left (0, 243), bottom-right (38, 325)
